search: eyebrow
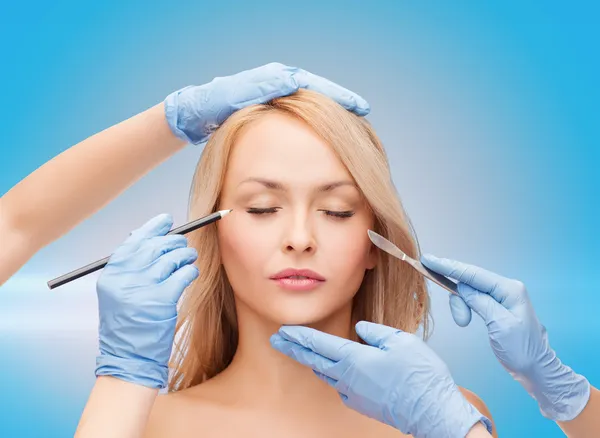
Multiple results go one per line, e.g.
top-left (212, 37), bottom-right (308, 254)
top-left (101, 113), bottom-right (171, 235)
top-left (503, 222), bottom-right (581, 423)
top-left (237, 177), bottom-right (357, 193)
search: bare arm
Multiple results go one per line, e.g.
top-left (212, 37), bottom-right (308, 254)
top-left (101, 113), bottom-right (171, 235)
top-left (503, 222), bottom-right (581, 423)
top-left (557, 386), bottom-right (600, 438)
top-left (0, 103), bottom-right (185, 286)
top-left (75, 377), bottom-right (158, 438)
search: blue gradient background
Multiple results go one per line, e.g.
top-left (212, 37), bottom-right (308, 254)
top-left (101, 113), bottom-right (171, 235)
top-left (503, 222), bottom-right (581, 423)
top-left (1, 1), bottom-right (598, 436)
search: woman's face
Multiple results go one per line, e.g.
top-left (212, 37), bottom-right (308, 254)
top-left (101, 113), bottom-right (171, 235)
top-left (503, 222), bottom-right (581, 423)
top-left (217, 112), bottom-right (376, 327)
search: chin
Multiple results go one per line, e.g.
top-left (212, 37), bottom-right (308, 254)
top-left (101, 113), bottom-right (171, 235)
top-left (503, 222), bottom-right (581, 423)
top-left (265, 300), bottom-right (351, 331)
top-left (270, 309), bottom-right (332, 326)
top-left (236, 289), bottom-right (355, 331)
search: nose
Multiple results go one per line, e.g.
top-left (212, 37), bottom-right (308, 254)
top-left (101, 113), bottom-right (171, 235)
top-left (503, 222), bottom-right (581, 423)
top-left (281, 214), bottom-right (317, 255)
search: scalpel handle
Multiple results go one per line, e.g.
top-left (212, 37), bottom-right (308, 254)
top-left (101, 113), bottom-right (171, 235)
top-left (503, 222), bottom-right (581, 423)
top-left (405, 258), bottom-right (459, 295)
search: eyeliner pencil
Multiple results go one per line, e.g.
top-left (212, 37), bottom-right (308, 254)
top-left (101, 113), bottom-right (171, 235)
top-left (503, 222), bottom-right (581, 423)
top-left (47, 209), bottom-right (232, 290)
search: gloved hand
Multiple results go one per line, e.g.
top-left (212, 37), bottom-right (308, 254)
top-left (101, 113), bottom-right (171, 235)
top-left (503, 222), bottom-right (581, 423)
top-left (270, 322), bottom-right (492, 438)
top-left (95, 213), bottom-right (199, 389)
top-left (421, 254), bottom-right (591, 422)
top-left (164, 62), bottom-right (370, 144)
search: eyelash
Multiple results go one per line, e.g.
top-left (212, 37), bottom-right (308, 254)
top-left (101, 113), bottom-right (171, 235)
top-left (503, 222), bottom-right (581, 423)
top-left (246, 207), bottom-right (355, 219)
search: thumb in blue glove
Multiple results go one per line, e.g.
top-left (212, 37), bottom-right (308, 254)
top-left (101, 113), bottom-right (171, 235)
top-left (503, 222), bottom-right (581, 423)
top-left (164, 62), bottom-right (370, 145)
top-left (421, 254), bottom-right (591, 422)
top-left (95, 213), bottom-right (199, 389)
top-left (271, 322), bottom-right (492, 438)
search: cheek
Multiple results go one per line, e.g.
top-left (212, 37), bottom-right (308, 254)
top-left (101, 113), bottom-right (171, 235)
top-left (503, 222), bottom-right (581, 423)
top-left (321, 223), bottom-right (372, 282)
top-left (217, 216), bottom-right (271, 284)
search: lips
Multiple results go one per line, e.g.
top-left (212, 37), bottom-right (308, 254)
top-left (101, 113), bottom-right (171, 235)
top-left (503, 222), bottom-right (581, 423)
top-left (270, 268), bottom-right (326, 292)
top-left (270, 268), bottom-right (326, 281)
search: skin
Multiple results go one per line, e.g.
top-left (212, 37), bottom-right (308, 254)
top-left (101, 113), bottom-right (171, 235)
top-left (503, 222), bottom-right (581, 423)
top-left (0, 104), bottom-right (186, 287)
top-left (143, 113), bottom-right (496, 437)
top-left (218, 112), bottom-right (377, 333)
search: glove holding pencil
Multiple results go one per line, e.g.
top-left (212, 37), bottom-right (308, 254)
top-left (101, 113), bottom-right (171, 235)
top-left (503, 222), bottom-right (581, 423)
top-left (95, 213), bottom-right (200, 389)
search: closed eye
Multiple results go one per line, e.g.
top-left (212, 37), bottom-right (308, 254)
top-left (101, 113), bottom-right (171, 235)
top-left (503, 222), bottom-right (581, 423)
top-left (321, 210), bottom-right (355, 218)
top-left (246, 207), bottom-right (279, 215)
top-left (246, 208), bottom-right (354, 219)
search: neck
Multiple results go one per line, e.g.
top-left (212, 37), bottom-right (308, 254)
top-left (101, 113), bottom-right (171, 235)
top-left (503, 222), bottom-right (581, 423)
top-left (219, 300), bottom-right (353, 408)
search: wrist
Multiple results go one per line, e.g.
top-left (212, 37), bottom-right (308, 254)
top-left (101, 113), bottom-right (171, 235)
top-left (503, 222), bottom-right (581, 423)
top-left (408, 385), bottom-right (492, 438)
top-left (164, 85), bottom-right (205, 144)
top-left (466, 422), bottom-right (493, 438)
top-left (95, 354), bottom-right (168, 390)
top-left (521, 350), bottom-right (591, 421)
top-left (449, 399), bottom-right (493, 438)
top-left (441, 388), bottom-right (492, 438)
top-left (96, 375), bottom-right (159, 398)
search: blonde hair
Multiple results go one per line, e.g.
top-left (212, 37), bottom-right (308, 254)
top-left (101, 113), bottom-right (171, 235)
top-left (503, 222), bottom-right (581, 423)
top-left (169, 89), bottom-right (429, 391)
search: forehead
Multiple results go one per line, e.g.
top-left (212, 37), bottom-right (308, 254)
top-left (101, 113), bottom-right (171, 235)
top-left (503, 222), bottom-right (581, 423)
top-left (225, 113), bottom-right (351, 185)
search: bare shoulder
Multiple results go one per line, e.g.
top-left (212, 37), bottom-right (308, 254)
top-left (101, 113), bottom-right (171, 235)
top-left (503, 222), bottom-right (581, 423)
top-left (143, 386), bottom-right (223, 438)
top-left (458, 387), bottom-right (498, 438)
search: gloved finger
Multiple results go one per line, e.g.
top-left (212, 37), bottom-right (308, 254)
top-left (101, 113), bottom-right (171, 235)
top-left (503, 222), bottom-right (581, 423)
top-left (277, 325), bottom-right (361, 362)
top-left (458, 283), bottom-right (511, 327)
top-left (224, 63), bottom-right (370, 116)
top-left (114, 214), bottom-right (174, 257)
top-left (221, 62), bottom-right (299, 109)
top-left (421, 254), bottom-right (509, 304)
top-left (291, 68), bottom-right (370, 116)
top-left (153, 247), bottom-right (198, 283)
top-left (120, 235), bottom-right (188, 268)
top-left (162, 264), bottom-right (199, 303)
top-left (449, 294), bottom-right (472, 327)
top-left (313, 370), bottom-right (340, 389)
top-left (127, 213), bottom-right (173, 242)
top-left (354, 321), bottom-right (401, 348)
top-left (270, 334), bottom-right (341, 379)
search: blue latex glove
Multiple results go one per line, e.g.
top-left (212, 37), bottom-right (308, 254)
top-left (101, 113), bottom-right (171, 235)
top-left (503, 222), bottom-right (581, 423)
top-left (95, 214), bottom-right (199, 389)
top-left (421, 254), bottom-right (591, 422)
top-left (271, 322), bottom-right (492, 438)
top-left (164, 62), bottom-right (370, 144)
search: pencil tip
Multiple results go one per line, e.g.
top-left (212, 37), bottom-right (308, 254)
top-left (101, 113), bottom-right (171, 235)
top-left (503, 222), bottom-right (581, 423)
top-left (219, 209), bottom-right (233, 217)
